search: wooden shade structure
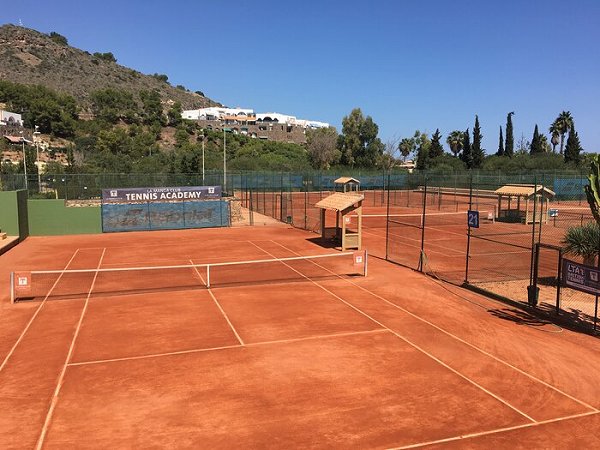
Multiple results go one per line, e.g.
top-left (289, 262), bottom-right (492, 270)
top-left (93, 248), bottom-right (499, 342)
top-left (334, 177), bottom-right (360, 193)
top-left (315, 192), bottom-right (364, 250)
top-left (494, 184), bottom-right (556, 224)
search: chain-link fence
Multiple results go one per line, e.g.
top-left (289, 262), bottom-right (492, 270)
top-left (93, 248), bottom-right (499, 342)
top-left (2, 168), bottom-right (597, 333)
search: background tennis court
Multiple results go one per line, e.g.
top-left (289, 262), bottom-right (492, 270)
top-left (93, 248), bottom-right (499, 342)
top-left (1, 226), bottom-right (600, 448)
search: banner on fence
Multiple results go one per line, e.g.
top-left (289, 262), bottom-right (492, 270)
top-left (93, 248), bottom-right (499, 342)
top-left (101, 186), bottom-right (221, 202)
top-left (561, 258), bottom-right (600, 295)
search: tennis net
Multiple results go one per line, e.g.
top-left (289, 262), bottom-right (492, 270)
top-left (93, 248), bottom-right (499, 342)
top-left (10, 251), bottom-right (367, 302)
top-left (356, 210), bottom-right (495, 229)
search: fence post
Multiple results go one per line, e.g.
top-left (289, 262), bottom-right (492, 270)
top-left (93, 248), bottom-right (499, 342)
top-left (464, 174), bottom-right (473, 283)
top-left (385, 173), bottom-right (391, 260)
top-left (418, 176), bottom-right (427, 272)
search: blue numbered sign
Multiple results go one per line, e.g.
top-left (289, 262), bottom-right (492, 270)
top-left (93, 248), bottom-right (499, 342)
top-left (467, 210), bottom-right (479, 228)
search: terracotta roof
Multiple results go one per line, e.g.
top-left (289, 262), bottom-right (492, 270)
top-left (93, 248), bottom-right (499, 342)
top-left (334, 177), bottom-right (360, 184)
top-left (3, 135), bottom-right (33, 144)
top-left (315, 192), bottom-right (364, 211)
top-left (494, 184), bottom-right (556, 198)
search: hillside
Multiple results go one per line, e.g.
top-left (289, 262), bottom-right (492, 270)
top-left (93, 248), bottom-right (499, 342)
top-left (0, 24), bottom-right (219, 110)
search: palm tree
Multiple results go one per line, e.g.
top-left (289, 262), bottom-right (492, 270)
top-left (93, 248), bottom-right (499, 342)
top-left (562, 222), bottom-right (600, 266)
top-left (549, 123), bottom-right (560, 153)
top-left (550, 111), bottom-right (574, 155)
top-left (446, 130), bottom-right (464, 157)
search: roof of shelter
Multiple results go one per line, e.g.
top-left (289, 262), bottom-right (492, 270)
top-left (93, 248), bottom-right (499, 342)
top-left (3, 135), bottom-right (32, 144)
top-left (494, 184), bottom-right (556, 198)
top-left (315, 192), bottom-right (364, 211)
top-left (334, 177), bottom-right (360, 184)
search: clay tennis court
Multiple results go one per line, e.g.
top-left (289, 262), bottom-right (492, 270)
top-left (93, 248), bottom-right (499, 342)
top-left (1, 225), bottom-right (600, 448)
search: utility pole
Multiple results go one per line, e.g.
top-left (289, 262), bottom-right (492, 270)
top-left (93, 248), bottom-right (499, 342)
top-left (223, 128), bottom-right (227, 194)
top-left (19, 130), bottom-right (28, 192)
top-left (34, 125), bottom-right (41, 191)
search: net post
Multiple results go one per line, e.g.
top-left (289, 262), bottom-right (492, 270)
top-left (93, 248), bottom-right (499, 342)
top-left (10, 272), bottom-right (15, 304)
top-left (364, 249), bottom-right (368, 277)
top-left (206, 265), bottom-right (211, 288)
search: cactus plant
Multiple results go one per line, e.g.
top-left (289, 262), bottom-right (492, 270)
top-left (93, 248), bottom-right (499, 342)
top-left (584, 154), bottom-right (600, 225)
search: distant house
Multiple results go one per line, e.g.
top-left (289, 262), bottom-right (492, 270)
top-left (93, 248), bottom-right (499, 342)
top-left (181, 107), bottom-right (330, 144)
top-left (0, 110), bottom-right (24, 127)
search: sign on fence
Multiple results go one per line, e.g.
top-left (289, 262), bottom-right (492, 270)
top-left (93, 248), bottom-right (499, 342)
top-left (561, 258), bottom-right (600, 295)
top-left (467, 210), bottom-right (479, 228)
top-left (101, 186), bottom-right (221, 202)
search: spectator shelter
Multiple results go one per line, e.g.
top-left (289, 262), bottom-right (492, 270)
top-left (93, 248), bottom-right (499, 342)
top-left (315, 192), bottom-right (364, 251)
top-left (494, 184), bottom-right (556, 224)
top-left (334, 177), bottom-right (360, 193)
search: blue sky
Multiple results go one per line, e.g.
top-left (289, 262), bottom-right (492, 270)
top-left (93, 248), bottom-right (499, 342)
top-left (2, 0), bottom-right (599, 153)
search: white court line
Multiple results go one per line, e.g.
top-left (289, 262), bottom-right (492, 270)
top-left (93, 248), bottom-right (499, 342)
top-left (250, 241), bottom-right (536, 423)
top-left (67, 329), bottom-right (386, 367)
top-left (35, 248), bottom-right (106, 450)
top-left (392, 410), bottom-right (600, 449)
top-left (270, 240), bottom-right (599, 414)
top-left (0, 249), bottom-right (81, 374)
top-left (189, 259), bottom-right (244, 346)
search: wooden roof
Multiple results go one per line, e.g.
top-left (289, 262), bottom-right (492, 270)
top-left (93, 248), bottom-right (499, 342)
top-left (315, 192), bottom-right (364, 211)
top-left (334, 177), bottom-right (360, 184)
top-left (494, 184), bottom-right (556, 198)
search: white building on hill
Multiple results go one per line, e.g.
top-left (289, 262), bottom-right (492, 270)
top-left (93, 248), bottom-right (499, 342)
top-left (0, 110), bottom-right (24, 126)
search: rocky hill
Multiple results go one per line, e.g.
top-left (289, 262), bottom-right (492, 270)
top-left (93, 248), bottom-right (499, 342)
top-left (0, 24), bottom-right (219, 111)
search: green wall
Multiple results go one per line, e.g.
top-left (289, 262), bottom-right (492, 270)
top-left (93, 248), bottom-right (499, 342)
top-left (0, 191), bottom-right (21, 236)
top-left (27, 200), bottom-right (101, 235)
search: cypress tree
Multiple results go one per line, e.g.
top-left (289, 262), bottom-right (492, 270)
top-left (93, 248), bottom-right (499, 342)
top-left (564, 125), bottom-right (583, 164)
top-left (497, 126), bottom-right (504, 156)
top-left (471, 115), bottom-right (484, 168)
top-left (461, 128), bottom-right (472, 168)
top-left (530, 124), bottom-right (542, 154)
top-left (505, 112), bottom-right (514, 157)
top-left (428, 129), bottom-right (444, 160)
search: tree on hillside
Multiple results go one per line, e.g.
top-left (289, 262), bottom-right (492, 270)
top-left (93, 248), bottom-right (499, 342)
top-left (90, 88), bottom-right (137, 124)
top-left (167, 102), bottom-right (183, 127)
top-left (306, 127), bottom-right (339, 169)
top-left (428, 129), bottom-right (444, 160)
top-left (530, 124), bottom-right (543, 155)
top-left (460, 128), bottom-right (472, 168)
top-left (550, 111), bottom-right (574, 155)
top-left (48, 32), bottom-right (68, 46)
top-left (564, 125), bottom-right (583, 165)
top-left (139, 89), bottom-right (166, 126)
top-left (497, 126), bottom-right (504, 156)
top-left (339, 108), bottom-right (384, 167)
top-left (505, 112), bottom-right (515, 157)
top-left (471, 116), bottom-right (484, 168)
top-left (446, 130), bottom-right (464, 158)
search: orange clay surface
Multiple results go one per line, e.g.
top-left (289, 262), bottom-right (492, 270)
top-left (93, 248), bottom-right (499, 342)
top-left (1, 225), bottom-right (600, 449)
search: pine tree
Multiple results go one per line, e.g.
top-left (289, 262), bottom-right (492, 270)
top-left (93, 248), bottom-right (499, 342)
top-left (505, 112), bottom-right (514, 157)
top-left (428, 129), bottom-right (444, 160)
top-left (530, 124), bottom-right (543, 154)
top-left (460, 128), bottom-right (472, 168)
top-left (471, 116), bottom-right (484, 168)
top-left (564, 125), bottom-right (583, 164)
top-left (415, 145), bottom-right (429, 170)
top-left (497, 126), bottom-right (504, 156)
